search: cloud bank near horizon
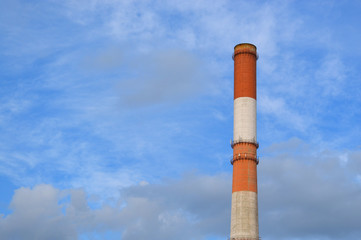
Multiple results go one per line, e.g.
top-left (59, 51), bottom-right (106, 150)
top-left (1, 139), bottom-right (361, 240)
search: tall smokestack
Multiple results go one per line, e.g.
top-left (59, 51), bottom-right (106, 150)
top-left (230, 43), bottom-right (259, 240)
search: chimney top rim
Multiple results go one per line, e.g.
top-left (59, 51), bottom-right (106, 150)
top-left (234, 43), bottom-right (257, 50)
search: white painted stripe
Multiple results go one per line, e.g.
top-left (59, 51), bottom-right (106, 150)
top-left (230, 191), bottom-right (259, 239)
top-left (234, 97), bottom-right (257, 142)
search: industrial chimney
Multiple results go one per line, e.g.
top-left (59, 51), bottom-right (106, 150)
top-left (230, 43), bottom-right (259, 240)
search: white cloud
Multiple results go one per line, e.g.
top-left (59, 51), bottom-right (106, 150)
top-left (0, 174), bottom-right (231, 240)
top-left (0, 185), bottom-right (76, 240)
top-left (259, 139), bottom-right (361, 239)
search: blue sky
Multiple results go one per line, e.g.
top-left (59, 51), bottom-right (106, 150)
top-left (1, 0), bottom-right (361, 239)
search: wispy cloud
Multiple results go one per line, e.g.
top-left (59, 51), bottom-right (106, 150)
top-left (118, 49), bottom-right (205, 107)
top-left (315, 54), bottom-right (347, 96)
top-left (258, 94), bottom-right (312, 133)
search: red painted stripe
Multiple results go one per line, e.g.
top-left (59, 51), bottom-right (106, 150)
top-left (234, 44), bottom-right (257, 100)
top-left (232, 143), bottom-right (258, 193)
